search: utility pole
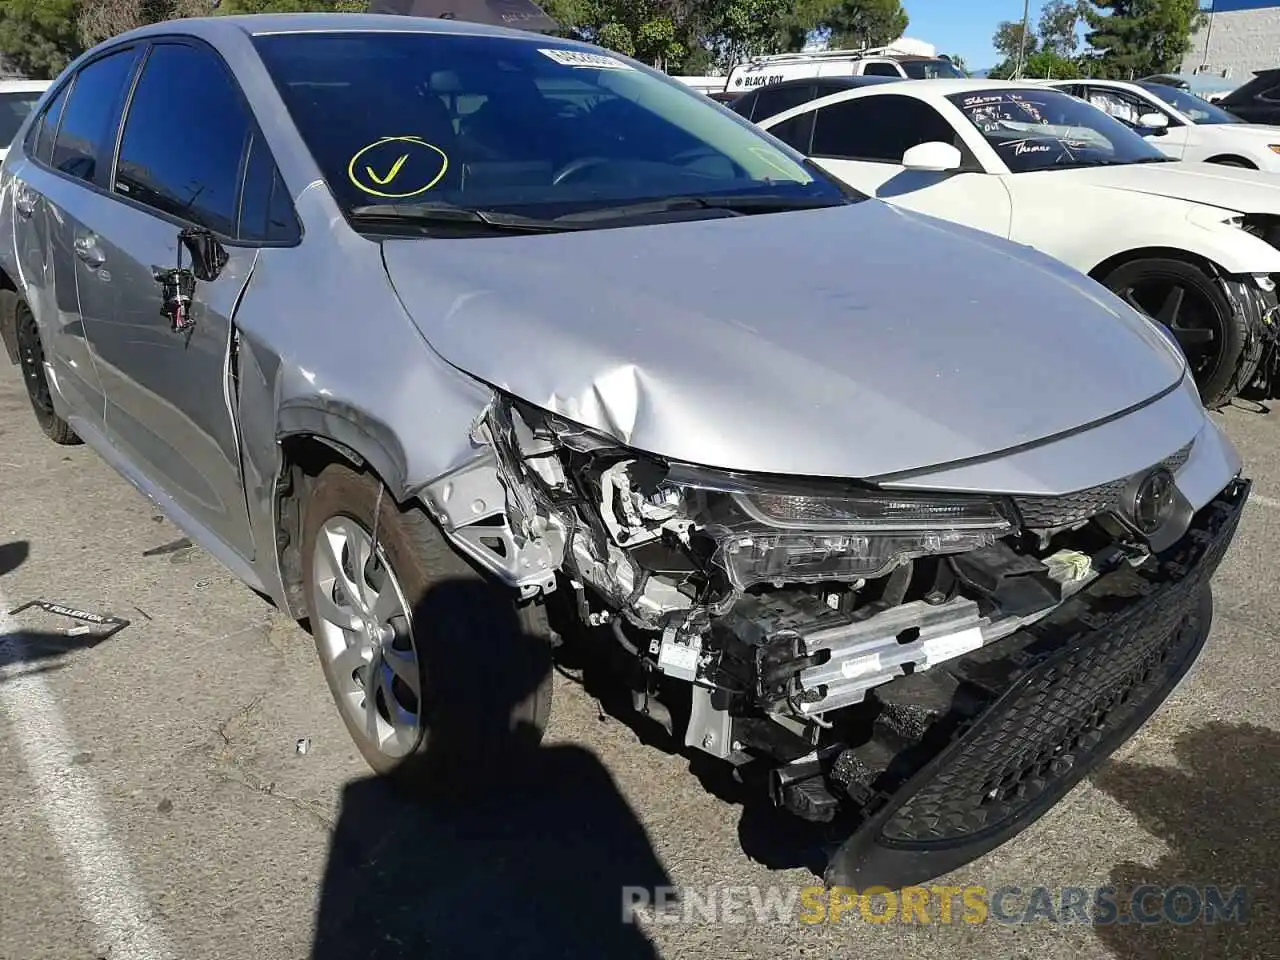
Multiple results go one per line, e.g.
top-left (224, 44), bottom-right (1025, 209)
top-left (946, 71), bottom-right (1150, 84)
top-left (1013, 0), bottom-right (1031, 78)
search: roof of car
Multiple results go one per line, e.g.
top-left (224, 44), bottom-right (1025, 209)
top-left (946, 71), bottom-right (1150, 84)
top-left (108, 12), bottom-right (559, 45)
top-left (1046, 77), bottom-right (1131, 88)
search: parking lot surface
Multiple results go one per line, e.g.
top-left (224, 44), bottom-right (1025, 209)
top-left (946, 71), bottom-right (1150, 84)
top-left (2, 359), bottom-right (1279, 960)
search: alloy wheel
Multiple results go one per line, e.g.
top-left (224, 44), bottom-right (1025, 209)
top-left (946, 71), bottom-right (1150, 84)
top-left (310, 515), bottom-right (419, 758)
top-left (1116, 279), bottom-right (1223, 380)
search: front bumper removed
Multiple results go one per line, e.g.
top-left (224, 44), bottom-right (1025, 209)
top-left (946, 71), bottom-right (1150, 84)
top-left (823, 476), bottom-right (1249, 890)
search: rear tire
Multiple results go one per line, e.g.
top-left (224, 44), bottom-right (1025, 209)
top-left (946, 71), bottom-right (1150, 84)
top-left (1102, 257), bottom-right (1249, 409)
top-left (14, 299), bottom-right (80, 445)
top-left (300, 462), bottom-right (553, 796)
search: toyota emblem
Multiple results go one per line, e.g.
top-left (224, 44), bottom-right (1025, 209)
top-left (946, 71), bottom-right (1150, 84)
top-left (1131, 468), bottom-right (1175, 535)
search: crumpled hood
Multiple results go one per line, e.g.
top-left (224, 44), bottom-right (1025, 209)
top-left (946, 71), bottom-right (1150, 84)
top-left (1041, 160), bottom-right (1280, 214)
top-left (382, 200), bottom-right (1185, 480)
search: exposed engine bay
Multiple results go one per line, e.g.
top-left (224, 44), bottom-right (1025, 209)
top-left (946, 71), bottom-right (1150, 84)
top-left (415, 394), bottom-right (1229, 868)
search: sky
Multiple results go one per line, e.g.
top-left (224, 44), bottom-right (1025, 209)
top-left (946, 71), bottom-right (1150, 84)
top-left (903, 0), bottom-right (1059, 70)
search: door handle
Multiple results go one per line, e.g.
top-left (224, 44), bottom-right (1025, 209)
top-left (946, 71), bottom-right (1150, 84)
top-left (73, 234), bottom-right (105, 268)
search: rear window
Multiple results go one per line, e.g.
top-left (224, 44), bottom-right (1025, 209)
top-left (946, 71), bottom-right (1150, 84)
top-left (251, 32), bottom-right (843, 218)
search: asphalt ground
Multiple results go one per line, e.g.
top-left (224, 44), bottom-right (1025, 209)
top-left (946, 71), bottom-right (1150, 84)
top-left (2, 357), bottom-right (1279, 960)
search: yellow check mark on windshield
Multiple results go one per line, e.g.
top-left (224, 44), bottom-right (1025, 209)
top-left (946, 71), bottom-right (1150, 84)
top-left (366, 153), bottom-right (410, 186)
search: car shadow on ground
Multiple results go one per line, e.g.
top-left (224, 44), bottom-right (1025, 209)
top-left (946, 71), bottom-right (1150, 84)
top-left (1090, 721), bottom-right (1279, 957)
top-left (0, 540), bottom-right (115, 681)
top-left (310, 579), bottom-right (671, 960)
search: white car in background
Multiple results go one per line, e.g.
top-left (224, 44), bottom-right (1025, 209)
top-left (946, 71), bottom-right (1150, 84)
top-left (754, 78), bottom-right (1280, 408)
top-left (1044, 78), bottom-right (1280, 171)
top-left (0, 80), bottom-right (49, 162)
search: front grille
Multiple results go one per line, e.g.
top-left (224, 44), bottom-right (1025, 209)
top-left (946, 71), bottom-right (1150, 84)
top-left (1012, 441), bottom-right (1194, 529)
top-left (877, 478), bottom-right (1245, 847)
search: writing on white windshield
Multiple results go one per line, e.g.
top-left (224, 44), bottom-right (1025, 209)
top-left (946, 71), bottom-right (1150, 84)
top-left (947, 88), bottom-right (1169, 172)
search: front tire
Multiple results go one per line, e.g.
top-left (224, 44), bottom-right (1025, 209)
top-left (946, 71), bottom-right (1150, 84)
top-left (300, 463), bottom-right (553, 794)
top-left (1102, 257), bottom-right (1250, 409)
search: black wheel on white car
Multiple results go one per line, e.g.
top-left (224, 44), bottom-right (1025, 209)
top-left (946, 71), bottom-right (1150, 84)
top-left (1102, 257), bottom-right (1249, 409)
top-left (300, 462), bottom-right (553, 794)
top-left (14, 298), bottom-right (80, 445)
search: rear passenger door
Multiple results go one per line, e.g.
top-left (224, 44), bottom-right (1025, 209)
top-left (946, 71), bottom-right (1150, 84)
top-left (17, 46), bottom-right (143, 434)
top-left (793, 94), bottom-right (1012, 238)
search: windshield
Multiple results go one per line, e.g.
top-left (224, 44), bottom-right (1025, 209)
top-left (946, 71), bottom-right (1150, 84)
top-left (0, 91), bottom-right (43, 147)
top-left (947, 88), bottom-right (1172, 172)
top-left (1137, 81), bottom-right (1242, 124)
top-left (251, 32), bottom-right (847, 223)
top-left (901, 59), bottom-right (966, 79)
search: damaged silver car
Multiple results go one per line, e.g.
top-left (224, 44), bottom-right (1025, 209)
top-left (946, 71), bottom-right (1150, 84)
top-left (0, 13), bottom-right (1251, 888)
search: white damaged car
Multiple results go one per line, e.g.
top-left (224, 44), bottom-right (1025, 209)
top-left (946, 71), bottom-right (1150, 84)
top-left (755, 79), bottom-right (1280, 407)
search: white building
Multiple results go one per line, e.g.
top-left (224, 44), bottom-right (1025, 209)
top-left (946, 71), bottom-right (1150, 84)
top-left (1182, 0), bottom-right (1280, 82)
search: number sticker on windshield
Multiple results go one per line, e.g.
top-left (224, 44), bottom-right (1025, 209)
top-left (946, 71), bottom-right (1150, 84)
top-left (539, 48), bottom-right (634, 70)
top-left (347, 136), bottom-right (449, 199)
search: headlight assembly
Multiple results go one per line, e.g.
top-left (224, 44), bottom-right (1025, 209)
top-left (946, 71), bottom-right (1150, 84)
top-left (656, 465), bottom-right (1014, 589)
top-left (504, 399), bottom-right (1017, 593)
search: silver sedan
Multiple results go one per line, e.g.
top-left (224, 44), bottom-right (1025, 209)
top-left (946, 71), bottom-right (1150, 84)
top-left (0, 12), bottom-right (1251, 889)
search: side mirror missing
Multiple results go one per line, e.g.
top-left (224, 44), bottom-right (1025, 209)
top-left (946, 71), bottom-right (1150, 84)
top-left (1138, 112), bottom-right (1170, 133)
top-left (180, 226), bottom-right (229, 283)
top-left (901, 141), bottom-right (963, 172)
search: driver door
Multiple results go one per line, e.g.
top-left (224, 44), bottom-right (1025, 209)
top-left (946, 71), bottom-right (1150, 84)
top-left (770, 93), bottom-right (1012, 238)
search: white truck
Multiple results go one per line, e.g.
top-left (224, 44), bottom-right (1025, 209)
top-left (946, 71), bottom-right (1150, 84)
top-left (725, 41), bottom-right (963, 95)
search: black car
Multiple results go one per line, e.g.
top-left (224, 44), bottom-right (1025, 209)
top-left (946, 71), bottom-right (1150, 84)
top-left (727, 74), bottom-right (903, 122)
top-left (1214, 68), bottom-right (1280, 125)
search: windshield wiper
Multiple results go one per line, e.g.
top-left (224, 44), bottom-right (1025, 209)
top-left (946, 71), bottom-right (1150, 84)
top-left (348, 202), bottom-right (578, 233)
top-left (552, 193), bottom-right (849, 224)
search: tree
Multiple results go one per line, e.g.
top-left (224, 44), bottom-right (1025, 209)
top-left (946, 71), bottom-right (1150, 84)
top-left (78, 0), bottom-right (217, 48)
top-left (946, 52), bottom-right (966, 73)
top-left (1083, 0), bottom-right (1205, 79)
top-left (1002, 48), bottom-right (1081, 79)
top-left (1038, 0), bottom-right (1084, 55)
top-left (0, 0), bottom-right (82, 77)
top-left (822, 0), bottom-right (907, 51)
top-left (992, 19), bottom-right (1036, 61)
top-left (215, 0), bottom-right (366, 11)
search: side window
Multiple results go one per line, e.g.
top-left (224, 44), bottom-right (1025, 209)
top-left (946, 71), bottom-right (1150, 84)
top-left (52, 48), bottom-right (139, 184)
top-left (862, 62), bottom-right (902, 77)
top-left (766, 110), bottom-right (815, 153)
top-left (811, 95), bottom-right (957, 162)
top-left (751, 84), bottom-right (816, 121)
top-left (115, 42), bottom-right (251, 236)
top-left (237, 133), bottom-right (300, 244)
top-left (1257, 81), bottom-right (1280, 104)
top-left (32, 84), bottom-right (67, 164)
top-left (1086, 87), bottom-right (1175, 126)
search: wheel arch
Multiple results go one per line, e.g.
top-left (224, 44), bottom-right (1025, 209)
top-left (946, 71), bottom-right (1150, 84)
top-left (1088, 246), bottom-right (1224, 284)
top-left (271, 417), bottom-right (411, 620)
top-left (1204, 154), bottom-right (1256, 168)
